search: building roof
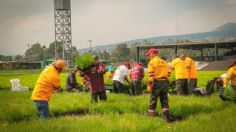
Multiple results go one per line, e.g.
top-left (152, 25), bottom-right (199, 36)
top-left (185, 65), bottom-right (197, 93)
top-left (136, 41), bottom-right (236, 50)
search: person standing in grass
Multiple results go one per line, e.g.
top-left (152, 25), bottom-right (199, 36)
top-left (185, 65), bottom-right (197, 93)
top-left (112, 62), bottom-right (131, 94)
top-left (171, 55), bottom-right (189, 95)
top-left (146, 48), bottom-right (174, 122)
top-left (181, 54), bottom-right (198, 94)
top-left (31, 59), bottom-right (67, 118)
top-left (80, 55), bottom-right (107, 103)
top-left (66, 68), bottom-right (83, 92)
top-left (129, 62), bottom-right (144, 95)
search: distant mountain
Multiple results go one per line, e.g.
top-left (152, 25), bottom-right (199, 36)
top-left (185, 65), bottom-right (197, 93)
top-left (213, 23), bottom-right (236, 32)
top-left (78, 23), bottom-right (236, 53)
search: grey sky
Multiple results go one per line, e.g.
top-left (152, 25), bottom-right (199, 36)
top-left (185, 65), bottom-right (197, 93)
top-left (0, 0), bottom-right (236, 55)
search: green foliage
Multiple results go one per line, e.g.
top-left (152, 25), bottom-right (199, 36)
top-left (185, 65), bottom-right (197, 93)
top-left (111, 43), bottom-right (131, 62)
top-left (25, 43), bottom-right (45, 61)
top-left (75, 53), bottom-right (95, 71)
top-left (0, 55), bottom-right (12, 61)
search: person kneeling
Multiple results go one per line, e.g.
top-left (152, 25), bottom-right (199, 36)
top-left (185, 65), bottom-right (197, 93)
top-left (66, 68), bottom-right (83, 92)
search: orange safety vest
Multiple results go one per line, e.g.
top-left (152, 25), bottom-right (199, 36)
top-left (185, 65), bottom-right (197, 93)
top-left (31, 66), bottom-right (61, 101)
top-left (171, 58), bottom-right (188, 79)
top-left (185, 57), bottom-right (198, 79)
top-left (224, 65), bottom-right (236, 87)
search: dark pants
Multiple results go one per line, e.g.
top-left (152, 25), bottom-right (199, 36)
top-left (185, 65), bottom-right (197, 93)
top-left (188, 79), bottom-right (198, 94)
top-left (149, 80), bottom-right (169, 110)
top-left (113, 80), bottom-right (125, 93)
top-left (66, 84), bottom-right (83, 92)
top-left (91, 90), bottom-right (107, 103)
top-left (33, 100), bottom-right (50, 118)
top-left (176, 79), bottom-right (189, 95)
top-left (130, 79), bottom-right (142, 95)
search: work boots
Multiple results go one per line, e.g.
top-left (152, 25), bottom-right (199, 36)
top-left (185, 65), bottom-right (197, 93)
top-left (163, 112), bottom-right (175, 122)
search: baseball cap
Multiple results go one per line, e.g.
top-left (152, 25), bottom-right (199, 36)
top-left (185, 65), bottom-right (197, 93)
top-left (145, 48), bottom-right (158, 56)
top-left (53, 59), bottom-right (68, 70)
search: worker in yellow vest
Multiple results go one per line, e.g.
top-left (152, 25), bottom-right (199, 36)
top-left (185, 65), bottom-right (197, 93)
top-left (31, 59), bottom-right (67, 118)
top-left (146, 48), bottom-right (174, 122)
top-left (223, 60), bottom-right (236, 103)
top-left (180, 54), bottom-right (198, 94)
top-left (171, 55), bottom-right (189, 95)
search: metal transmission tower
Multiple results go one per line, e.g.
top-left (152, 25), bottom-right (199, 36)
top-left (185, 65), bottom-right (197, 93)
top-left (54, 0), bottom-right (72, 61)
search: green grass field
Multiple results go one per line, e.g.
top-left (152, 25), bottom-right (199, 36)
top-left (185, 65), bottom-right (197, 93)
top-left (0, 69), bottom-right (235, 132)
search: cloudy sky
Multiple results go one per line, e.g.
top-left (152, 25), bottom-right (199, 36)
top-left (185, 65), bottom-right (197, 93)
top-left (0, 0), bottom-right (236, 55)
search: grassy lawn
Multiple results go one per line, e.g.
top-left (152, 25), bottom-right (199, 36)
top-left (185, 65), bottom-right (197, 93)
top-left (0, 69), bottom-right (226, 90)
top-left (0, 69), bottom-right (235, 132)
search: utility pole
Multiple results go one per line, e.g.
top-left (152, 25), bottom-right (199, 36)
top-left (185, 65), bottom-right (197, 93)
top-left (27, 44), bottom-right (31, 61)
top-left (88, 40), bottom-right (92, 51)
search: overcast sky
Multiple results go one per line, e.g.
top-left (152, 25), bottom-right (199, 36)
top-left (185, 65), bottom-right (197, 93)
top-left (0, 0), bottom-right (236, 55)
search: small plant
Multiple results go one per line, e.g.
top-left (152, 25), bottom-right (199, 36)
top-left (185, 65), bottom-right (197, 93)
top-left (75, 53), bottom-right (95, 71)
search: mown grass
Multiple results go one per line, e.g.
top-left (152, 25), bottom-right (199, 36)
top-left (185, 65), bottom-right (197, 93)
top-left (0, 71), bottom-right (81, 90)
top-left (0, 69), bottom-right (234, 132)
top-left (0, 69), bottom-right (226, 90)
top-left (1, 106), bottom-right (236, 132)
top-left (0, 91), bottom-right (235, 132)
top-left (0, 91), bottom-right (232, 122)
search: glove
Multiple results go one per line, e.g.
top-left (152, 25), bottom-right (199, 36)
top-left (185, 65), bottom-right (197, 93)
top-left (147, 81), bottom-right (153, 92)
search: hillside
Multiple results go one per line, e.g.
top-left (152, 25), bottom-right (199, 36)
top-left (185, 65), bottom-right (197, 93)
top-left (78, 23), bottom-right (236, 53)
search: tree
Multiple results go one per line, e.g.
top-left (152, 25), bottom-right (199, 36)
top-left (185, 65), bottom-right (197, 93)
top-left (130, 42), bottom-right (141, 61)
top-left (15, 55), bottom-right (24, 61)
top-left (0, 55), bottom-right (13, 61)
top-left (143, 40), bottom-right (154, 45)
top-left (46, 41), bottom-right (63, 59)
top-left (71, 46), bottom-right (78, 63)
top-left (4, 56), bottom-right (13, 61)
top-left (0, 55), bottom-right (5, 61)
top-left (111, 43), bottom-right (131, 62)
top-left (103, 50), bottom-right (110, 60)
top-left (25, 43), bottom-right (44, 61)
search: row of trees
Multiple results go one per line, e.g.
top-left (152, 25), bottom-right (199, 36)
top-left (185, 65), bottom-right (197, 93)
top-left (0, 41), bottom-right (78, 62)
top-left (90, 43), bottom-right (139, 62)
top-left (1, 39), bottom-right (232, 63)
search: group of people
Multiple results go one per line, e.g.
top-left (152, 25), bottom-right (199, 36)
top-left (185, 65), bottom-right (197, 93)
top-left (30, 48), bottom-right (236, 122)
top-left (170, 53), bottom-right (198, 95)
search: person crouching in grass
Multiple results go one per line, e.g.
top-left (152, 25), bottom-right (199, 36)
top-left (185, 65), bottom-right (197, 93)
top-left (80, 55), bottom-right (107, 103)
top-left (31, 59), bottom-right (67, 119)
top-left (219, 60), bottom-right (236, 103)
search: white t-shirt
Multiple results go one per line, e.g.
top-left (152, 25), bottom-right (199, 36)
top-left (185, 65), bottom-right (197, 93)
top-left (113, 65), bottom-right (129, 84)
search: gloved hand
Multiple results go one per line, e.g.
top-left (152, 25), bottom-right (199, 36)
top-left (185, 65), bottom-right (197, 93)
top-left (147, 81), bottom-right (153, 92)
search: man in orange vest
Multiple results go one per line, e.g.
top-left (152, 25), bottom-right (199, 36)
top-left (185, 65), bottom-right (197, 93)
top-left (221, 60), bottom-right (236, 103)
top-left (31, 59), bottom-right (67, 118)
top-left (146, 48), bottom-right (174, 122)
top-left (171, 55), bottom-right (189, 95)
top-left (180, 54), bottom-right (198, 94)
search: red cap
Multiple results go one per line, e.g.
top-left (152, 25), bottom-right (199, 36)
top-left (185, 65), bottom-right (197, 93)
top-left (145, 48), bottom-right (158, 56)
